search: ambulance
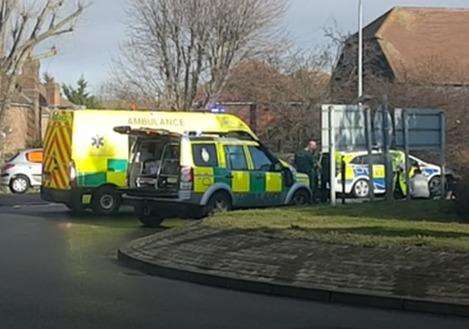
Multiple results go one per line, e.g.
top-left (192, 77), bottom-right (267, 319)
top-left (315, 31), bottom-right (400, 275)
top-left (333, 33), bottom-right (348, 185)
top-left (115, 124), bottom-right (311, 227)
top-left (41, 109), bottom-right (135, 214)
top-left (41, 110), bottom-right (311, 217)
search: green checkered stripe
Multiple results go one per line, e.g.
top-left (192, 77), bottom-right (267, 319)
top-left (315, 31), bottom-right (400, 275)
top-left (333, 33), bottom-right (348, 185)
top-left (77, 159), bottom-right (128, 187)
top-left (194, 166), bottom-right (284, 195)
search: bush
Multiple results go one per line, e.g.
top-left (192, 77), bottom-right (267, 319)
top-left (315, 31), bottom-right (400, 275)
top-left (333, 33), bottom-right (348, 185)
top-left (455, 168), bottom-right (469, 219)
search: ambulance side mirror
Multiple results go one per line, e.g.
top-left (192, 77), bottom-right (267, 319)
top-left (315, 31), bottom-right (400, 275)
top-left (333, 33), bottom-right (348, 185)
top-left (273, 162), bottom-right (284, 172)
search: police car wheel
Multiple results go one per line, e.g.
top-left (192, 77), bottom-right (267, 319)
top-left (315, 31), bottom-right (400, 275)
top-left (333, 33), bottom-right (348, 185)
top-left (428, 176), bottom-right (441, 197)
top-left (291, 189), bottom-right (310, 206)
top-left (352, 179), bottom-right (370, 198)
top-left (9, 175), bottom-right (30, 194)
top-left (92, 186), bottom-right (121, 215)
top-left (205, 192), bottom-right (232, 216)
top-left (135, 205), bottom-right (164, 227)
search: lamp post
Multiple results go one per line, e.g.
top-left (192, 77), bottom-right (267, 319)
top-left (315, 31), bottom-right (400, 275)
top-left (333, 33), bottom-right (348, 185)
top-left (357, 0), bottom-right (374, 200)
top-left (358, 0), bottom-right (363, 99)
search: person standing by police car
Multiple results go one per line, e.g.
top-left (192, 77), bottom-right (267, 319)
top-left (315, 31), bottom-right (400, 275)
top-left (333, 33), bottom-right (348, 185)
top-left (294, 140), bottom-right (320, 202)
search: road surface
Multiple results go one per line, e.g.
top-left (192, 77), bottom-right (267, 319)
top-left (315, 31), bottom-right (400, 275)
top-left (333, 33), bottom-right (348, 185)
top-left (0, 194), bottom-right (467, 329)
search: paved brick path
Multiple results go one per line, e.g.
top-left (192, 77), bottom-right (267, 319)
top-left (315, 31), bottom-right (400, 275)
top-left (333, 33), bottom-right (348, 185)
top-left (121, 223), bottom-right (469, 306)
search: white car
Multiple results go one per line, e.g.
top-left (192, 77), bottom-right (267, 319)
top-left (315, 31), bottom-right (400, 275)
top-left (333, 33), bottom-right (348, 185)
top-left (1, 149), bottom-right (43, 194)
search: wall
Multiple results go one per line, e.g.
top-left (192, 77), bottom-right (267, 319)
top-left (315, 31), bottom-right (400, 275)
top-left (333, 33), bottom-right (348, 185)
top-left (2, 104), bottom-right (35, 156)
top-left (224, 104), bottom-right (277, 135)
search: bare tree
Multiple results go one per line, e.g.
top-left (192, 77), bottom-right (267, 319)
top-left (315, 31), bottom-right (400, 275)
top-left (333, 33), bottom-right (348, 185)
top-left (323, 19), bottom-right (350, 72)
top-left (109, 0), bottom-right (288, 110)
top-left (223, 49), bottom-right (331, 154)
top-left (0, 0), bottom-right (85, 126)
top-left (264, 50), bottom-right (330, 154)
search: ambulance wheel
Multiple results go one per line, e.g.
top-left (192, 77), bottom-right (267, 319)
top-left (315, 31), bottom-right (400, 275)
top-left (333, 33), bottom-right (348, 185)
top-left (352, 179), bottom-right (371, 198)
top-left (205, 191), bottom-right (232, 216)
top-left (291, 189), bottom-right (311, 205)
top-left (9, 175), bottom-right (30, 194)
top-left (135, 205), bottom-right (164, 228)
top-left (91, 186), bottom-right (121, 215)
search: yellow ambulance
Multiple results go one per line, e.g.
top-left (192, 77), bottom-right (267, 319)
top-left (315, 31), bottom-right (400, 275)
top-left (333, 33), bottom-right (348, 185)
top-left (41, 109), bottom-right (268, 214)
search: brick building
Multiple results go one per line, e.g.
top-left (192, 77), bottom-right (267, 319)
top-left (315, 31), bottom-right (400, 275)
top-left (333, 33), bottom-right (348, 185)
top-left (2, 59), bottom-right (73, 156)
top-left (208, 60), bottom-right (328, 138)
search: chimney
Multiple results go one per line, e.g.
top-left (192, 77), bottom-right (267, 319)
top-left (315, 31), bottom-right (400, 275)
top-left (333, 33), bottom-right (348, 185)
top-left (45, 77), bottom-right (61, 107)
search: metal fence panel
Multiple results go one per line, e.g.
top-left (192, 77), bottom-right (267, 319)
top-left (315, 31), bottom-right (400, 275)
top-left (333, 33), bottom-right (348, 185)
top-left (372, 107), bottom-right (392, 148)
top-left (394, 108), bottom-right (445, 150)
top-left (321, 105), bottom-right (368, 152)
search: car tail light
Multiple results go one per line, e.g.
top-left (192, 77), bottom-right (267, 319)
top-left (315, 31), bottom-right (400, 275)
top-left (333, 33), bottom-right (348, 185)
top-left (69, 161), bottom-right (77, 188)
top-left (180, 166), bottom-right (193, 183)
top-left (2, 163), bottom-right (15, 172)
top-left (180, 166), bottom-right (193, 191)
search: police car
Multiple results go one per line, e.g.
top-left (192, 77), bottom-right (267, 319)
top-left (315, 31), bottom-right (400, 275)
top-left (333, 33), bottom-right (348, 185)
top-left (335, 150), bottom-right (453, 198)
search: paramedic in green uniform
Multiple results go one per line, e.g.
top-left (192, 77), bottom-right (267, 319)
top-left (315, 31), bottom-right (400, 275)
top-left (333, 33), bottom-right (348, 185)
top-left (294, 140), bottom-right (319, 201)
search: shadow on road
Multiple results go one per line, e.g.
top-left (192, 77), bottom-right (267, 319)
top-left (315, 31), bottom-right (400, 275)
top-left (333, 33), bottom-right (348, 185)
top-left (0, 193), bottom-right (44, 207)
top-left (0, 199), bottom-right (189, 233)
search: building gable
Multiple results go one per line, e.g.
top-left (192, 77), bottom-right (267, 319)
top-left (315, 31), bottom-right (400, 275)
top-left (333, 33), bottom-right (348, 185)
top-left (373, 7), bottom-right (469, 85)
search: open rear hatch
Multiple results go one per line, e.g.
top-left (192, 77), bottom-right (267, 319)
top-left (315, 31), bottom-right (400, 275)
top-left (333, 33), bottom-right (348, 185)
top-left (114, 126), bottom-right (181, 197)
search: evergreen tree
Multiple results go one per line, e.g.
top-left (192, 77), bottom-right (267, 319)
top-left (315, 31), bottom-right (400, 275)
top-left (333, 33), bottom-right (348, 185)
top-left (62, 76), bottom-right (101, 109)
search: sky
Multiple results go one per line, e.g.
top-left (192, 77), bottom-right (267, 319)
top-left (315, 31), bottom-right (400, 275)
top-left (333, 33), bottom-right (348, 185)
top-left (39, 0), bottom-right (469, 92)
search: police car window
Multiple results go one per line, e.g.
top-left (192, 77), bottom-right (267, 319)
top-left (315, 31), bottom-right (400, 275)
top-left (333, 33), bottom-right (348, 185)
top-left (410, 158), bottom-right (419, 167)
top-left (370, 154), bottom-right (384, 165)
top-left (351, 155), bottom-right (383, 165)
top-left (192, 144), bottom-right (218, 167)
top-left (224, 145), bottom-right (247, 170)
top-left (351, 155), bottom-right (366, 165)
top-left (249, 146), bottom-right (273, 171)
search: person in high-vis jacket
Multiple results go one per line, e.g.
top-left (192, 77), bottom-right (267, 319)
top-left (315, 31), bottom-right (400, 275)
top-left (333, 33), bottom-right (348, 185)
top-left (394, 162), bottom-right (420, 198)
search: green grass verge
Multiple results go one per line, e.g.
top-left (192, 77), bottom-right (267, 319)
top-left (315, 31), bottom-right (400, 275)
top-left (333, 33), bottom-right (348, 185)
top-left (204, 200), bottom-right (469, 252)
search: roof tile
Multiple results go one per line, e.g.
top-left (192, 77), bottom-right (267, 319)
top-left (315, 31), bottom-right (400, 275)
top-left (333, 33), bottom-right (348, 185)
top-left (368, 7), bottom-right (469, 85)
